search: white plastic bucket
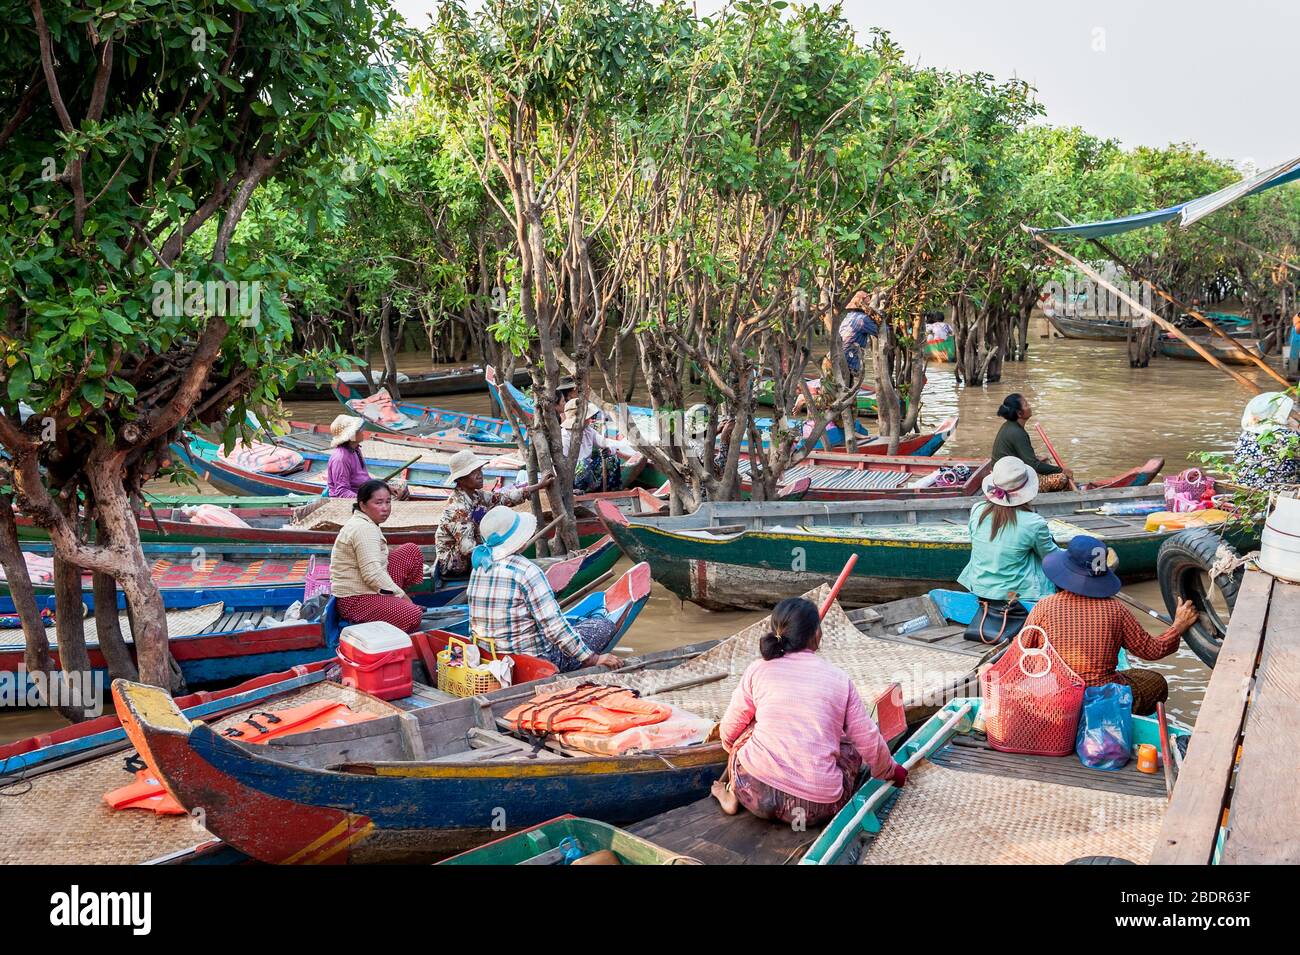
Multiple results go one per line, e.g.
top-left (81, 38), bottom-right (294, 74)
top-left (1258, 495), bottom-right (1300, 584)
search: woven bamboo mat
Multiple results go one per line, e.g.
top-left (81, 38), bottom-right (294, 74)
top-left (358, 439), bottom-right (523, 473)
top-left (550, 586), bottom-right (979, 721)
top-left (0, 603), bottom-right (226, 652)
top-left (860, 762), bottom-right (1167, 865)
top-left (0, 681), bottom-right (397, 865)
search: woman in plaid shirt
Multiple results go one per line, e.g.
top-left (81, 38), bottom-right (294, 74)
top-left (1026, 535), bottom-right (1198, 714)
top-left (466, 507), bottom-right (623, 672)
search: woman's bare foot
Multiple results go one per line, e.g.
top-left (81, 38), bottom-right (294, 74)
top-left (711, 779), bottom-right (740, 815)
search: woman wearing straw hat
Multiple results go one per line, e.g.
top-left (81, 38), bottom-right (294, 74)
top-left (820, 290), bottom-right (880, 383)
top-left (958, 456), bottom-right (1061, 609)
top-left (1232, 391), bottom-right (1300, 490)
top-left (330, 479), bottom-right (427, 632)
top-left (466, 506), bottom-right (623, 672)
top-left (1024, 535), bottom-right (1198, 715)
top-left (561, 398), bottom-right (641, 494)
top-left (326, 414), bottom-right (409, 500)
top-left (433, 448), bottom-right (552, 579)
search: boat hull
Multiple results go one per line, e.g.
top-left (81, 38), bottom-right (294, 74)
top-left (1046, 312), bottom-right (1140, 341)
top-left (1158, 336), bottom-right (1265, 365)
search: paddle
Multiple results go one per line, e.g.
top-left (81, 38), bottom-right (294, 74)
top-left (1117, 591), bottom-right (1174, 626)
top-left (1156, 702), bottom-right (1176, 800)
top-left (1033, 422), bottom-right (1077, 491)
top-left (819, 554), bottom-right (859, 619)
top-left (379, 456), bottom-right (423, 482)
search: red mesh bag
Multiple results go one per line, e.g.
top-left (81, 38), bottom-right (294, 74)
top-left (979, 624), bottom-right (1085, 756)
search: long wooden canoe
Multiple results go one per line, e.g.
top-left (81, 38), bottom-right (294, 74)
top-left (109, 581), bottom-right (1002, 863)
top-left (802, 698), bottom-right (1190, 865)
top-left (285, 365), bottom-right (528, 401)
top-left (1046, 312), bottom-right (1140, 341)
top-left (1158, 334), bottom-right (1266, 365)
top-left (0, 554), bottom-right (641, 692)
top-left (595, 485), bottom-right (1258, 611)
top-left (333, 379), bottom-right (520, 446)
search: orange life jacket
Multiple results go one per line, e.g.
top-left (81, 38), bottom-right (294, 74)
top-left (505, 684), bottom-right (671, 737)
top-left (104, 701), bottom-right (376, 815)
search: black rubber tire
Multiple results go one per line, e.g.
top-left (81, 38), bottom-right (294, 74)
top-left (1065, 856), bottom-right (1136, 865)
top-left (1156, 529), bottom-right (1243, 668)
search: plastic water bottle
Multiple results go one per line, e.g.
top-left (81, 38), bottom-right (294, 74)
top-left (558, 837), bottom-right (585, 865)
top-left (897, 615), bottom-right (929, 635)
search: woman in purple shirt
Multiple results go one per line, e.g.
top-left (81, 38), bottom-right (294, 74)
top-left (327, 415), bottom-right (372, 498)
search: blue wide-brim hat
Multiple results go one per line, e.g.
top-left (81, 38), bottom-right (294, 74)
top-left (1043, 535), bottom-right (1122, 598)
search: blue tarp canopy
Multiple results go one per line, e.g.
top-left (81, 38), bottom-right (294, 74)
top-left (1030, 154), bottom-right (1300, 239)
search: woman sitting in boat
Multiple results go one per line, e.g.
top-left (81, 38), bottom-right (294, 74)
top-left (1025, 535), bottom-right (1198, 715)
top-left (466, 506), bottom-right (622, 672)
top-left (326, 414), bottom-right (409, 500)
top-left (330, 480), bottom-right (426, 633)
top-left (433, 449), bottom-right (553, 579)
top-left (561, 399), bottom-right (641, 494)
top-left (958, 456), bottom-right (1060, 603)
top-left (1232, 391), bottom-right (1300, 490)
top-left (991, 393), bottom-right (1072, 492)
top-left (711, 596), bottom-right (905, 826)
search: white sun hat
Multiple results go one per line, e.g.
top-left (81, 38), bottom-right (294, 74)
top-left (448, 448), bottom-right (489, 482)
top-left (472, 505), bottom-right (538, 570)
top-left (562, 398), bottom-right (601, 427)
top-left (329, 415), bottom-right (365, 448)
top-left (981, 456), bottom-right (1040, 507)
top-left (1241, 391), bottom-right (1296, 436)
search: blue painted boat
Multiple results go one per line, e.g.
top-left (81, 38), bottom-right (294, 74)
top-left (115, 630), bottom-right (722, 864)
top-left (486, 366), bottom-right (873, 453)
top-left (332, 378), bottom-right (519, 446)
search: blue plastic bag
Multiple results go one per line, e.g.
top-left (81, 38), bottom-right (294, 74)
top-left (1075, 683), bottom-right (1133, 770)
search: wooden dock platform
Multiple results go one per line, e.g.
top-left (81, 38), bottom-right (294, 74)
top-left (1152, 570), bottom-right (1300, 864)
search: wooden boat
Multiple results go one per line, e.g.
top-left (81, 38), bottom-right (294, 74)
top-left (801, 697), bottom-right (1190, 865)
top-left (595, 484), bottom-right (1259, 611)
top-left (143, 491), bottom-right (323, 509)
top-left (1158, 333), bottom-right (1266, 365)
top-left (486, 365), bottom-right (878, 453)
top-left (1045, 312), bottom-right (1139, 341)
top-left (109, 580), bottom-right (993, 863)
top-left (754, 377), bottom-right (885, 416)
top-left (285, 365), bottom-right (528, 402)
top-left (1, 533), bottom-right (620, 617)
top-left (739, 452), bottom-right (990, 502)
top-left (333, 378), bottom-right (519, 446)
top-left (439, 816), bottom-right (693, 865)
top-left (0, 557), bottom-right (645, 691)
top-left (0, 661), bottom-right (347, 865)
top-left (924, 337), bottom-right (956, 362)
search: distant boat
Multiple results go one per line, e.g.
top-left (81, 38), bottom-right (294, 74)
top-left (1045, 312), bottom-right (1138, 341)
top-left (285, 365), bottom-right (529, 401)
top-left (1158, 333), bottom-right (1266, 365)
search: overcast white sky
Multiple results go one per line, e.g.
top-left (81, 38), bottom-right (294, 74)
top-left (393, 0), bottom-right (1300, 168)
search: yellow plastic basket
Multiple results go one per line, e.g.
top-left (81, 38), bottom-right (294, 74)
top-left (436, 635), bottom-right (503, 698)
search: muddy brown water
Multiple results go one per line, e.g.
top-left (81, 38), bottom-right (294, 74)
top-left (1, 316), bottom-right (1275, 744)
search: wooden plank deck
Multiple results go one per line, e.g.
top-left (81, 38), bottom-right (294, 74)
top-left (1220, 579), bottom-right (1300, 863)
top-left (1151, 570), bottom-right (1278, 864)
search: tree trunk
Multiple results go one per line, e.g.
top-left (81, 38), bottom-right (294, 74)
top-left (92, 571), bottom-right (138, 682)
top-left (0, 493), bottom-right (56, 706)
top-left (52, 553), bottom-right (94, 721)
top-left (379, 298), bottom-right (400, 400)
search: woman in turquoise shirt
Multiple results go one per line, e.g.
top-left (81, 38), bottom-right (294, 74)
top-left (958, 456), bottom-right (1060, 600)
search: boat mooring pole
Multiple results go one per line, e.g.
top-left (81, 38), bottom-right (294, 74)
top-left (819, 554), bottom-right (859, 618)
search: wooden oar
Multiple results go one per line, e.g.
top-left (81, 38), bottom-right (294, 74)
top-left (379, 456), bottom-right (423, 482)
top-left (819, 554), bottom-right (859, 619)
top-left (558, 570), bottom-right (614, 611)
top-left (1117, 591), bottom-right (1173, 626)
top-left (1156, 702), bottom-right (1176, 799)
top-left (1033, 422), bottom-right (1077, 491)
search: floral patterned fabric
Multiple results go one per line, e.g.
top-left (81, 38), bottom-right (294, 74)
top-left (433, 485), bottom-right (527, 577)
top-left (1233, 428), bottom-right (1300, 490)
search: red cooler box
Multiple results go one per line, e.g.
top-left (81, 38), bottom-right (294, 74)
top-left (337, 622), bottom-right (414, 700)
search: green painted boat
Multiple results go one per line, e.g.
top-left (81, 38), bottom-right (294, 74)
top-left (143, 492), bottom-right (324, 508)
top-left (801, 697), bottom-right (1190, 865)
top-left (754, 376), bottom-right (884, 416)
top-left (595, 486), bottom-right (1259, 611)
top-left (439, 815), bottom-right (694, 865)
top-left (924, 337), bottom-right (956, 362)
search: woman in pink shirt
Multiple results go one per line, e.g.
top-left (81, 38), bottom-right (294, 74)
top-left (712, 597), bottom-right (907, 826)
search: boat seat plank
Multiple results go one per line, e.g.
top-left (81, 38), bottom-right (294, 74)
top-left (1220, 579), bottom-right (1300, 864)
top-left (933, 734), bottom-right (1171, 798)
top-left (628, 795), bottom-right (823, 865)
top-left (1151, 571), bottom-right (1273, 864)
